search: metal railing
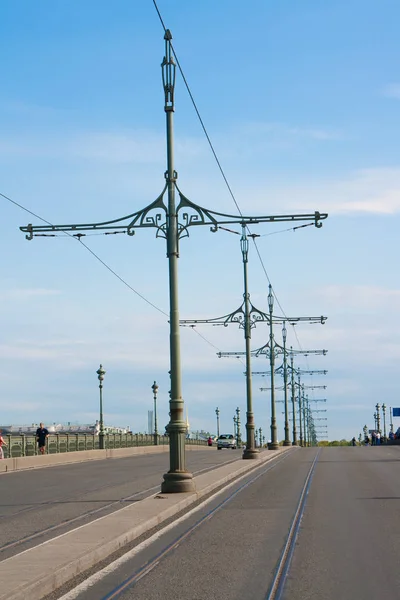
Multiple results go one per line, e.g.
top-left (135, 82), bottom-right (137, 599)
top-left (1, 433), bottom-right (207, 458)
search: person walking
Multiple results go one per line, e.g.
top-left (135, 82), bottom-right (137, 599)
top-left (376, 431), bottom-right (381, 445)
top-left (0, 431), bottom-right (7, 459)
top-left (35, 423), bottom-right (49, 455)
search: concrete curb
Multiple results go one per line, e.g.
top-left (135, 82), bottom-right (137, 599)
top-left (0, 447), bottom-right (294, 600)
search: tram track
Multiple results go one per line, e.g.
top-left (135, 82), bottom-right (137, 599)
top-left (0, 456), bottom-right (242, 558)
top-left (52, 447), bottom-right (317, 600)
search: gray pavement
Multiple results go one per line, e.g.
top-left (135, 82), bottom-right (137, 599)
top-left (0, 447), bottom-right (243, 558)
top-left (283, 445), bottom-right (400, 599)
top-left (0, 446), bottom-right (290, 600)
top-left (55, 445), bottom-right (400, 600)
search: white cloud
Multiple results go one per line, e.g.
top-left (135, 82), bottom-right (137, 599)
top-left (244, 167), bottom-right (400, 215)
top-left (382, 83), bottom-right (400, 99)
top-left (0, 288), bottom-right (61, 300)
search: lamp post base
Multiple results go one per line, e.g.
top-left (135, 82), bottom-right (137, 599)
top-left (292, 440), bottom-right (299, 446)
top-left (242, 448), bottom-right (260, 459)
top-left (268, 441), bottom-right (279, 450)
top-left (161, 471), bottom-right (195, 493)
top-left (99, 434), bottom-right (105, 450)
top-left (283, 440), bottom-right (292, 447)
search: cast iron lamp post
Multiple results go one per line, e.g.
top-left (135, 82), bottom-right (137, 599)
top-left (236, 407), bottom-right (241, 446)
top-left (281, 322), bottom-right (291, 447)
top-left (233, 415), bottom-right (239, 446)
top-left (373, 413), bottom-right (377, 430)
top-left (267, 286), bottom-right (278, 450)
top-left (20, 31), bottom-right (327, 491)
top-left (215, 407), bottom-right (220, 438)
top-left (382, 403), bottom-right (387, 441)
top-left (96, 364), bottom-right (106, 450)
top-left (152, 381), bottom-right (159, 445)
top-left (375, 403), bottom-right (381, 434)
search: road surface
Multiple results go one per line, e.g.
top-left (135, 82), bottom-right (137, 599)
top-left (48, 445), bottom-right (400, 600)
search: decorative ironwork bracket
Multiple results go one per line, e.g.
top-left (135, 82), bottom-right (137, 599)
top-left (20, 180), bottom-right (328, 241)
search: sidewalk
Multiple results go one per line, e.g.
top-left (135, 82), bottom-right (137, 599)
top-left (0, 443), bottom-right (208, 474)
top-left (0, 447), bottom-right (293, 600)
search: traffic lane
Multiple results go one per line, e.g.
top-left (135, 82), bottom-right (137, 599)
top-left (283, 446), bottom-right (400, 599)
top-left (0, 448), bottom-right (242, 556)
top-left (67, 448), bottom-right (316, 600)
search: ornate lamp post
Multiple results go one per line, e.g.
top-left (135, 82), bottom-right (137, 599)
top-left (282, 322), bottom-right (291, 447)
top-left (382, 403), bottom-right (387, 441)
top-left (373, 412), bottom-right (377, 430)
top-left (259, 427), bottom-right (262, 448)
top-left (375, 403), bottom-right (381, 433)
top-left (268, 285), bottom-right (278, 450)
top-left (20, 31), bottom-right (327, 491)
top-left (96, 364), bottom-right (106, 450)
top-left (152, 381), bottom-right (159, 445)
top-left (236, 407), bottom-right (241, 446)
top-left (233, 415), bottom-right (237, 438)
top-left (215, 407), bottom-right (220, 438)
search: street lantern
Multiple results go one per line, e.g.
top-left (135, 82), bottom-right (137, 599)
top-left (152, 381), bottom-right (159, 445)
top-left (96, 364), bottom-right (106, 450)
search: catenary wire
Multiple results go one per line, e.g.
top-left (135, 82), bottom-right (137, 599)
top-left (151, 0), bottom-right (321, 360)
top-left (0, 190), bottom-right (230, 356)
top-left (0, 191), bottom-right (168, 317)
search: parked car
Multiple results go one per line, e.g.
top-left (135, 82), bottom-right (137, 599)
top-left (217, 434), bottom-right (237, 450)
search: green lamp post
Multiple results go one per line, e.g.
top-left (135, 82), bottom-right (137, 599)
top-left (96, 364), bottom-right (106, 450)
top-left (152, 381), bottom-right (159, 445)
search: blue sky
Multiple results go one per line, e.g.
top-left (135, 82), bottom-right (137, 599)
top-left (1, 0), bottom-right (399, 441)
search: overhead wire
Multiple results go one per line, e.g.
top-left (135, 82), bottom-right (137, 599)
top-left (0, 191), bottom-right (168, 318)
top-left (151, 0), bottom-right (322, 361)
top-left (1, 190), bottom-right (227, 356)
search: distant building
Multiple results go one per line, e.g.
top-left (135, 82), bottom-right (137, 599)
top-left (0, 421), bottom-right (131, 435)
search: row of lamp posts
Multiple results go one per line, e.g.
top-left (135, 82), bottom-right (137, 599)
top-left (27, 33), bottom-right (328, 492)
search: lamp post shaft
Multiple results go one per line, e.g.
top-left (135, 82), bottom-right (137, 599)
top-left (99, 381), bottom-right (104, 450)
top-left (282, 324), bottom-right (291, 447)
top-left (236, 407), bottom-right (241, 446)
top-left (242, 226), bottom-right (258, 459)
top-left (290, 351), bottom-right (298, 445)
top-left (215, 407), bottom-right (220, 438)
top-left (268, 285), bottom-right (278, 450)
top-left (298, 374), bottom-right (303, 447)
top-left (152, 381), bottom-right (159, 446)
top-left (161, 32), bottom-right (194, 493)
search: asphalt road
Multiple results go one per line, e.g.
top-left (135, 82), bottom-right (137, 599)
top-left (54, 445), bottom-right (400, 600)
top-left (0, 447), bottom-right (241, 559)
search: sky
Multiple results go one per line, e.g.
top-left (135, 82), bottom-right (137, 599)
top-left (0, 0), bottom-right (399, 441)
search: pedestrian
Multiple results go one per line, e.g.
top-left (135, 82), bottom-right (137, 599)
top-left (207, 436), bottom-right (213, 447)
top-left (0, 430), bottom-right (7, 459)
top-left (351, 437), bottom-right (356, 446)
top-left (376, 432), bottom-right (381, 445)
top-left (35, 423), bottom-right (49, 455)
